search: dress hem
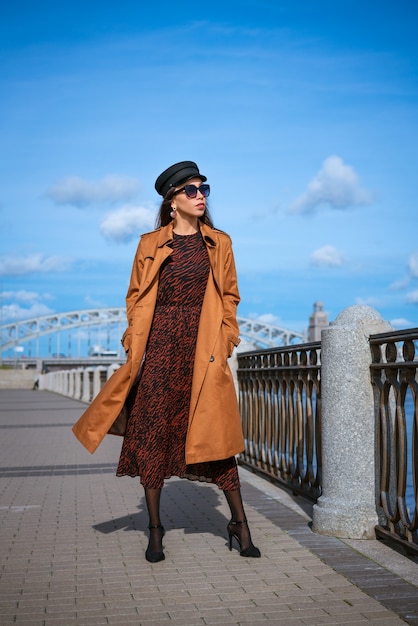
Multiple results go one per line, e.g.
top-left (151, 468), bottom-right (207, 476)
top-left (115, 470), bottom-right (240, 491)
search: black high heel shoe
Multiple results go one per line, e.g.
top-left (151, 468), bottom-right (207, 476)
top-left (227, 519), bottom-right (261, 558)
top-left (145, 524), bottom-right (165, 563)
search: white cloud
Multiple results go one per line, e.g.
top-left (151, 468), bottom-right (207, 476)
top-left (408, 252), bottom-right (418, 278)
top-left (252, 312), bottom-right (283, 326)
top-left (0, 254), bottom-right (71, 276)
top-left (390, 317), bottom-right (411, 329)
top-left (406, 289), bottom-right (418, 304)
top-left (290, 155), bottom-right (374, 214)
top-left (1, 290), bottom-right (47, 303)
top-left (1, 302), bottom-right (55, 323)
top-left (46, 175), bottom-right (140, 207)
top-left (310, 244), bottom-right (346, 267)
top-left (355, 295), bottom-right (382, 307)
top-left (84, 295), bottom-right (106, 308)
top-left (388, 277), bottom-right (409, 291)
top-left (100, 205), bottom-right (155, 242)
top-left (0, 290), bottom-right (55, 323)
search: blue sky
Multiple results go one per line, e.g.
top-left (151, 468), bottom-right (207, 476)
top-left (1, 0), bottom-right (418, 346)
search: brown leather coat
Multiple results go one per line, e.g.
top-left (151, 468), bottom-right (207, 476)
top-left (72, 222), bottom-right (244, 463)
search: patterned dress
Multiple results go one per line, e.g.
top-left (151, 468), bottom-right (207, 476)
top-left (116, 231), bottom-right (240, 491)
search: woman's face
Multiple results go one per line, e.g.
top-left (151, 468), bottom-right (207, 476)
top-left (171, 177), bottom-right (207, 220)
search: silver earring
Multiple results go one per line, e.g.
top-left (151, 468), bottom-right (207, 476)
top-left (170, 207), bottom-right (176, 219)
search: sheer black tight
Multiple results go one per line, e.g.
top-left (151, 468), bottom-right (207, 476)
top-left (143, 485), bottom-right (253, 552)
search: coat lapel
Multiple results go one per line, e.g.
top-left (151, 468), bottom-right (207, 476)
top-left (139, 225), bottom-right (173, 294)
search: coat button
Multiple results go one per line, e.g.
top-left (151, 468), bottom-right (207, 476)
top-left (209, 356), bottom-right (215, 362)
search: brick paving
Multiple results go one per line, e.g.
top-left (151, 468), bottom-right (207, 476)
top-left (0, 389), bottom-right (417, 626)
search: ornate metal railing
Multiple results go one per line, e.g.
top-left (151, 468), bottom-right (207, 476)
top-left (237, 342), bottom-right (321, 501)
top-left (369, 328), bottom-right (418, 555)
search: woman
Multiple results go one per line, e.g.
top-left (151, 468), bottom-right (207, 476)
top-left (73, 161), bottom-right (260, 563)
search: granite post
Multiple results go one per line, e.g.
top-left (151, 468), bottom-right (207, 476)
top-left (312, 305), bottom-right (392, 539)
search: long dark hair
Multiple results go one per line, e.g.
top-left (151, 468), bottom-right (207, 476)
top-left (155, 187), bottom-right (214, 228)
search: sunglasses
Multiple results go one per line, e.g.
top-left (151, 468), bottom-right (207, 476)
top-left (172, 183), bottom-right (210, 199)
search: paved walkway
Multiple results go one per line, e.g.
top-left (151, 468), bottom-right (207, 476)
top-left (0, 389), bottom-right (417, 626)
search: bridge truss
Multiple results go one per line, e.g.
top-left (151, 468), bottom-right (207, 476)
top-left (0, 307), bottom-right (306, 357)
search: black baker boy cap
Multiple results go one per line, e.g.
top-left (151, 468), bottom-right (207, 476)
top-left (154, 161), bottom-right (207, 197)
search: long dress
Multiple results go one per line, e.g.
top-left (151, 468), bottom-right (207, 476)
top-left (116, 230), bottom-right (240, 491)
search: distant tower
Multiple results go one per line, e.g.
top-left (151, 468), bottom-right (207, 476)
top-left (308, 301), bottom-right (329, 342)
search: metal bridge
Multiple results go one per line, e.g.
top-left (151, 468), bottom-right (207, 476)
top-left (0, 307), bottom-right (306, 358)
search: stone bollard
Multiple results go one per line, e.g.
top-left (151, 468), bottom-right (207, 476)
top-left (74, 369), bottom-right (82, 399)
top-left (68, 370), bottom-right (75, 398)
top-left (312, 305), bottom-right (392, 539)
top-left (82, 368), bottom-right (92, 403)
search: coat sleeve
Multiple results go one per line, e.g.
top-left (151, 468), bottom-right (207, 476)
top-left (121, 238), bottom-right (145, 353)
top-left (221, 236), bottom-right (241, 357)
